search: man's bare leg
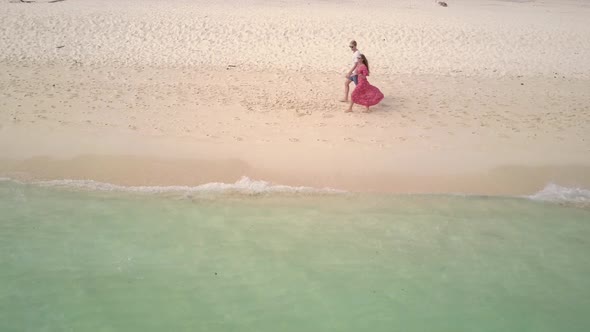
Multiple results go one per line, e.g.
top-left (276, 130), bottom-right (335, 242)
top-left (345, 100), bottom-right (353, 112)
top-left (340, 79), bottom-right (351, 102)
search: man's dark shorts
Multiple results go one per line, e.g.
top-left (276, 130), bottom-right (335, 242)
top-left (348, 75), bottom-right (358, 85)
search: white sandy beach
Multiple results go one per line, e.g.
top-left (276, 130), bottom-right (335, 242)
top-left (1, 0), bottom-right (589, 194)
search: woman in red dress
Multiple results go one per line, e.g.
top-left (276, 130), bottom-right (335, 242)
top-left (345, 54), bottom-right (384, 113)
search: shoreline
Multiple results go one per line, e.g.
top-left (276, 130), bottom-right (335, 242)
top-left (1, 126), bottom-right (589, 196)
top-left (3, 158), bottom-right (590, 197)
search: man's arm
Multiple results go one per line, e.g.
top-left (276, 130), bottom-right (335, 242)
top-left (345, 62), bottom-right (358, 77)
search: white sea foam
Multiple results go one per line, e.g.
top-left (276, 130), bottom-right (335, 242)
top-left (528, 183), bottom-right (590, 207)
top-left (3, 176), bottom-right (589, 206)
top-left (31, 176), bottom-right (346, 195)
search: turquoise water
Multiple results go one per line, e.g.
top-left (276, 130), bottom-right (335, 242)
top-left (1, 181), bottom-right (590, 331)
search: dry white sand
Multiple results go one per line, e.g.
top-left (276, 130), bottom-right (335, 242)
top-left (1, 0), bottom-right (589, 194)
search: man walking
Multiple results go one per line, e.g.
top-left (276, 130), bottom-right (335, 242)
top-left (341, 40), bottom-right (361, 102)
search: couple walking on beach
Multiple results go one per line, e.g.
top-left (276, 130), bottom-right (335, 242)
top-left (341, 40), bottom-right (384, 113)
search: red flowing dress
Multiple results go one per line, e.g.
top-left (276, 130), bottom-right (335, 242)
top-left (351, 64), bottom-right (384, 107)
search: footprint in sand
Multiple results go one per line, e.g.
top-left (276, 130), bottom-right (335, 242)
top-left (289, 138), bottom-right (299, 142)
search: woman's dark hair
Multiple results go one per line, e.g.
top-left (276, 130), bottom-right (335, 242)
top-left (359, 54), bottom-right (369, 75)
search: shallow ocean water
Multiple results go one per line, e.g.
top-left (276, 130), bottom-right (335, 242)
top-left (1, 180), bottom-right (589, 331)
